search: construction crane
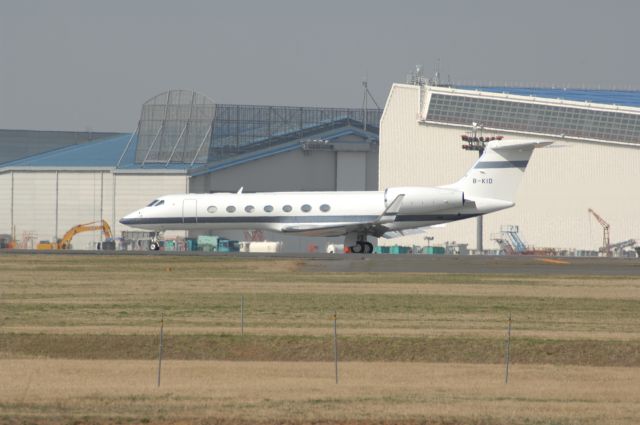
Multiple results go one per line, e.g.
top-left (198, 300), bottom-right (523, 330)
top-left (37, 220), bottom-right (113, 250)
top-left (588, 208), bottom-right (611, 257)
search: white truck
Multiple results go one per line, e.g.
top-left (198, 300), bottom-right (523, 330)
top-left (238, 241), bottom-right (283, 253)
top-left (326, 243), bottom-right (345, 254)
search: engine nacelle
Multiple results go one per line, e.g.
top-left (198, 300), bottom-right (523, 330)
top-left (384, 187), bottom-right (464, 214)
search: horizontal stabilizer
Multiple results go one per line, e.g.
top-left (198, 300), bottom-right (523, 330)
top-left (487, 139), bottom-right (553, 151)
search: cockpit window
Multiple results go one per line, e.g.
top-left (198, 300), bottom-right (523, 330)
top-left (147, 200), bottom-right (164, 207)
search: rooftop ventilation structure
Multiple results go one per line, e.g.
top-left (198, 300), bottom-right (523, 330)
top-left (135, 90), bottom-right (216, 166)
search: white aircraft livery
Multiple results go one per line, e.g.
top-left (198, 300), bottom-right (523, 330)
top-left (120, 139), bottom-right (551, 253)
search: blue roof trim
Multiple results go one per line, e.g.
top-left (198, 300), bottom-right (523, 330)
top-left (457, 86), bottom-right (640, 108)
top-left (1, 134), bottom-right (133, 168)
top-left (320, 127), bottom-right (378, 141)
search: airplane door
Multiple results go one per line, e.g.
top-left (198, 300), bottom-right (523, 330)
top-left (182, 199), bottom-right (197, 224)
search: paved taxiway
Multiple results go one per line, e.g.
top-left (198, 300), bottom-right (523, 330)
top-left (2, 250), bottom-right (639, 276)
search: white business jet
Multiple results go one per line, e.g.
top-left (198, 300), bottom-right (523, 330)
top-left (121, 139), bottom-right (551, 253)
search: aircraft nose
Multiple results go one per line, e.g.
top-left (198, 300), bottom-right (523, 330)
top-left (119, 210), bottom-right (142, 226)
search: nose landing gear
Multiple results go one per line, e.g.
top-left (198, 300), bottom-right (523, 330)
top-left (149, 233), bottom-right (161, 251)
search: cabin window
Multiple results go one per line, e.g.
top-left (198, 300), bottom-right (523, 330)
top-left (207, 206), bottom-right (217, 213)
top-left (264, 205), bottom-right (274, 213)
top-left (155, 200), bottom-right (164, 206)
top-left (282, 205), bottom-right (292, 213)
top-left (147, 200), bottom-right (158, 207)
top-left (245, 205), bottom-right (255, 213)
top-left (320, 204), bottom-right (331, 212)
top-left (301, 204), bottom-right (312, 212)
top-left (226, 206), bottom-right (236, 213)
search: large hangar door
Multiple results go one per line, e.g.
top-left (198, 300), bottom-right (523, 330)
top-left (336, 151), bottom-right (366, 191)
top-left (182, 199), bottom-right (197, 224)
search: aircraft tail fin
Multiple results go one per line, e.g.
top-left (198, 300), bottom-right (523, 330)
top-left (448, 139), bottom-right (551, 203)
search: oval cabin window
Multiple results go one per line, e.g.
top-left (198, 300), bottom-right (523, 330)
top-left (264, 205), bottom-right (274, 213)
top-left (301, 204), bottom-right (312, 212)
top-left (207, 206), bottom-right (217, 213)
top-left (282, 205), bottom-right (292, 213)
top-left (245, 205), bottom-right (255, 213)
top-left (226, 206), bottom-right (236, 213)
top-left (320, 204), bottom-right (331, 212)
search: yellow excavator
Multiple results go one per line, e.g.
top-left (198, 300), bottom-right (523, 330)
top-left (37, 220), bottom-right (113, 250)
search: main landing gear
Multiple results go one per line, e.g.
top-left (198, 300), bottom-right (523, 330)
top-left (345, 232), bottom-right (374, 254)
top-left (350, 241), bottom-right (374, 254)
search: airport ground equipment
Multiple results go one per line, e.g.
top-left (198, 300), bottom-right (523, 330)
top-left (0, 234), bottom-right (15, 249)
top-left (491, 225), bottom-right (527, 255)
top-left (121, 231), bottom-right (160, 251)
top-left (501, 225), bottom-right (527, 253)
top-left (36, 220), bottom-right (113, 250)
top-left (238, 241), bottom-right (282, 253)
top-left (609, 239), bottom-right (636, 257)
top-left (588, 208), bottom-right (611, 257)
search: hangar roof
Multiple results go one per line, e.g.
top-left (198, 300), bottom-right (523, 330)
top-left (0, 115), bottom-right (379, 173)
top-left (0, 134), bottom-right (133, 169)
top-left (0, 130), bottom-right (125, 165)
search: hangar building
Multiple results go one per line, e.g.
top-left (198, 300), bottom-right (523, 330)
top-left (0, 90), bottom-right (380, 250)
top-left (379, 81), bottom-right (640, 252)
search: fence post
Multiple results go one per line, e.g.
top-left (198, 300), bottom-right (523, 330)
top-left (505, 312), bottom-right (512, 384)
top-left (157, 313), bottom-right (164, 388)
top-left (333, 311), bottom-right (338, 384)
top-left (241, 295), bottom-right (244, 336)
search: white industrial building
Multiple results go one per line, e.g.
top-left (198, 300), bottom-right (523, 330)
top-left (379, 82), bottom-right (640, 252)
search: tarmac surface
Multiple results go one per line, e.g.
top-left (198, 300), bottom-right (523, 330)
top-left (2, 249), bottom-right (640, 276)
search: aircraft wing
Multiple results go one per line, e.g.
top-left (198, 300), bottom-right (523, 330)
top-left (281, 194), bottom-right (405, 237)
top-left (382, 223), bottom-right (446, 239)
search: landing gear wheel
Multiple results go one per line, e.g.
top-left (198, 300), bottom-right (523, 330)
top-left (351, 242), bottom-right (364, 254)
top-left (363, 242), bottom-right (374, 254)
top-left (150, 241), bottom-right (160, 251)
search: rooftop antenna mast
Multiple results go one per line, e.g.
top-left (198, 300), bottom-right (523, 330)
top-left (362, 76), bottom-right (381, 132)
top-left (433, 58), bottom-right (441, 87)
top-left (407, 65), bottom-right (427, 86)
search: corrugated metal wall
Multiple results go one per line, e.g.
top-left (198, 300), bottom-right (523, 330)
top-left (12, 172), bottom-right (57, 246)
top-left (1, 170), bottom-right (188, 249)
top-left (380, 84), bottom-right (640, 251)
top-left (0, 173), bottom-right (12, 236)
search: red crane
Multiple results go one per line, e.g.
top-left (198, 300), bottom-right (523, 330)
top-left (588, 208), bottom-right (611, 257)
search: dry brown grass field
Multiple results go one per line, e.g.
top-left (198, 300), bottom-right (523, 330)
top-left (1, 253), bottom-right (640, 424)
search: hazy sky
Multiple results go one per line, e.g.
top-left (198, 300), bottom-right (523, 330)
top-left (1, 0), bottom-right (639, 132)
